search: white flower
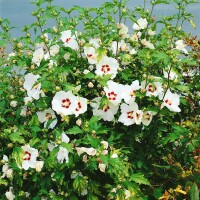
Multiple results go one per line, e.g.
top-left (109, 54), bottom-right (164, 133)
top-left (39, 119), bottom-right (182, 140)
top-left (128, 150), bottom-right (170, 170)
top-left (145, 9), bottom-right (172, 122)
top-left (111, 40), bottom-right (129, 55)
top-left (61, 132), bottom-right (70, 143)
top-left (32, 48), bottom-right (44, 67)
top-left (81, 188), bottom-right (88, 196)
top-left (90, 97), bottom-right (118, 121)
top-left (6, 169), bottom-right (13, 178)
top-left (161, 89), bottom-right (181, 112)
top-left (37, 108), bottom-right (57, 129)
top-left (148, 29), bottom-right (156, 36)
top-left (23, 73), bottom-right (44, 100)
top-left (74, 97), bottom-right (88, 117)
top-left (85, 147), bottom-right (97, 156)
top-left (101, 150), bottom-right (108, 155)
top-left (125, 190), bottom-right (131, 199)
top-left (104, 80), bottom-right (124, 105)
top-left (83, 69), bottom-right (90, 74)
top-left (118, 102), bottom-right (142, 126)
top-left (5, 187), bottom-right (15, 200)
top-left (95, 56), bottom-right (119, 79)
top-left (50, 44), bottom-right (59, 56)
top-left (175, 40), bottom-right (188, 54)
top-left (111, 153), bottom-right (118, 158)
top-left (141, 81), bottom-right (163, 97)
top-left (84, 46), bottom-right (98, 64)
top-left (60, 30), bottom-right (79, 50)
top-left (10, 101), bottom-right (17, 108)
top-left (57, 147), bottom-right (69, 163)
top-left (130, 48), bottom-right (137, 55)
top-left (163, 67), bottom-right (178, 80)
top-left (76, 118), bottom-right (82, 126)
top-left (134, 110), bottom-right (144, 125)
top-left (118, 23), bottom-right (129, 38)
top-left (1, 155), bottom-right (10, 178)
top-left (123, 80), bottom-right (141, 104)
top-left (70, 171), bottom-right (83, 179)
top-left (35, 161), bottom-right (44, 172)
top-left (98, 163), bottom-right (106, 173)
top-left (131, 31), bottom-right (142, 42)
top-left (52, 91), bottom-right (78, 116)
top-left (133, 18), bottom-right (148, 30)
top-left (141, 39), bottom-right (155, 49)
top-left (21, 145), bottom-right (39, 170)
top-left (89, 38), bottom-right (101, 49)
top-left (142, 111), bottom-right (156, 126)
top-left (101, 141), bottom-right (109, 149)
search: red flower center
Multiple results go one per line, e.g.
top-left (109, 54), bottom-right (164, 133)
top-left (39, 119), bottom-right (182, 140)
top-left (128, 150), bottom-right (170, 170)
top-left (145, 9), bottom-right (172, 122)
top-left (148, 84), bottom-right (157, 92)
top-left (108, 91), bottom-right (117, 100)
top-left (87, 54), bottom-right (94, 58)
top-left (23, 151), bottom-right (31, 161)
top-left (75, 101), bottom-right (82, 111)
top-left (65, 38), bottom-right (71, 43)
top-left (101, 64), bottom-right (110, 73)
top-left (130, 90), bottom-right (136, 97)
top-left (102, 105), bottom-right (110, 112)
top-left (62, 98), bottom-right (71, 109)
top-left (165, 99), bottom-right (172, 106)
top-left (127, 111), bottom-right (134, 119)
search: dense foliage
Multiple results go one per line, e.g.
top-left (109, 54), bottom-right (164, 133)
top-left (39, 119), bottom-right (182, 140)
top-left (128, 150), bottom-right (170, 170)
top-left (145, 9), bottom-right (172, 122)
top-left (0, 0), bottom-right (199, 199)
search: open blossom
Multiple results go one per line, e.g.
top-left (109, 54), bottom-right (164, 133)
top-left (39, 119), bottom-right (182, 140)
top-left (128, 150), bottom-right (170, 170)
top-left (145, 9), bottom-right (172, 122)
top-left (74, 96), bottom-right (88, 117)
top-left (84, 46), bottom-right (98, 64)
top-left (133, 18), bottom-right (148, 30)
top-left (123, 80), bottom-right (141, 104)
top-left (161, 89), bottom-right (181, 112)
top-left (52, 91), bottom-right (78, 116)
top-left (90, 97), bottom-right (118, 121)
top-left (60, 30), bottom-right (79, 50)
top-left (118, 102), bottom-right (143, 126)
top-left (104, 80), bottom-right (124, 105)
top-left (57, 147), bottom-right (69, 163)
top-left (142, 111), bottom-right (156, 126)
top-left (141, 81), bottom-right (163, 97)
top-left (21, 145), bottom-right (39, 170)
top-left (37, 108), bottom-right (57, 129)
top-left (23, 73), bottom-right (44, 100)
top-left (5, 187), bottom-right (15, 200)
top-left (175, 40), bottom-right (188, 54)
top-left (32, 48), bottom-right (44, 67)
top-left (95, 56), bottom-right (119, 79)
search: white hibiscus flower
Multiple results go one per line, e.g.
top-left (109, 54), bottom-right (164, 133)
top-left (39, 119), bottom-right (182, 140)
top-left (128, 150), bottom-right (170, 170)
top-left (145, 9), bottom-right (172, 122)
top-left (133, 18), bottom-right (148, 30)
top-left (60, 30), bottom-right (79, 50)
top-left (141, 39), bottom-right (155, 49)
top-left (90, 97), bottom-right (118, 121)
top-left (21, 145), bottom-right (39, 170)
top-left (5, 187), bottom-right (15, 200)
top-left (52, 91), bottom-right (78, 116)
top-left (141, 81), bottom-right (163, 97)
top-left (123, 80), bottom-right (141, 104)
top-left (118, 102), bottom-right (142, 126)
top-left (110, 40), bottom-right (129, 55)
top-left (32, 48), bottom-right (44, 67)
top-left (84, 46), bottom-right (98, 64)
top-left (74, 96), bottom-right (88, 117)
top-left (161, 89), bottom-right (181, 112)
top-left (37, 108), bottom-right (57, 129)
top-left (57, 147), bottom-right (69, 163)
top-left (175, 40), bottom-right (188, 54)
top-left (142, 111), bottom-right (156, 126)
top-left (95, 56), bottom-right (119, 79)
top-left (104, 80), bottom-right (124, 105)
top-left (1, 155), bottom-right (13, 179)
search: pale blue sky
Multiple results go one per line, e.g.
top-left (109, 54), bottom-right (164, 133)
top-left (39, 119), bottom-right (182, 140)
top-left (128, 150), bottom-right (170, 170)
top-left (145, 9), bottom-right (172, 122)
top-left (0, 0), bottom-right (199, 37)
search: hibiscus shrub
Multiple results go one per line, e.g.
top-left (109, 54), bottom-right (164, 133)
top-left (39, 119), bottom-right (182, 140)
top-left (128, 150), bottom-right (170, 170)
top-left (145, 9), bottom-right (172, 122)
top-left (0, 0), bottom-right (200, 199)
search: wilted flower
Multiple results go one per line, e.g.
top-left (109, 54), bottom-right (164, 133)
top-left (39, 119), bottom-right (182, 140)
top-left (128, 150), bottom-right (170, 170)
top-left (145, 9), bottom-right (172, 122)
top-left (5, 187), bottom-right (15, 200)
top-left (35, 161), bottom-right (44, 172)
top-left (98, 163), bottom-right (106, 173)
top-left (175, 40), bottom-right (188, 54)
top-left (57, 147), bottom-right (69, 163)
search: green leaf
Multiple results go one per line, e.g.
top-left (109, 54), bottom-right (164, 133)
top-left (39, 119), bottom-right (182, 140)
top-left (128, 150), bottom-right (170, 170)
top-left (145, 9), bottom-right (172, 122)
top-left (9, 132), bottom-right (25, 144)
top-left (190, 183), bottom-right (199, 200)
top-left (67, 126), bottom-right (84, 134)
top-left (12, 146), bottom-right (24, 166)
top-left (83, 72), bottom-right (96, 79)
top-left (61, 142), bottom-right (73, 153)
top-left (0, 178), bottom-right (8, 186)
top-left (130, 173), bottom-right (151, 186)
top-left (175, 85), bottom-right (189, 92)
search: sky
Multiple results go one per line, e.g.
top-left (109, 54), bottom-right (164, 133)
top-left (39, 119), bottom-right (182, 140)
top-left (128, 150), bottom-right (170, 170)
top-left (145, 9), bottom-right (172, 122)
top-left (0, 0), bottom-right (199, 38)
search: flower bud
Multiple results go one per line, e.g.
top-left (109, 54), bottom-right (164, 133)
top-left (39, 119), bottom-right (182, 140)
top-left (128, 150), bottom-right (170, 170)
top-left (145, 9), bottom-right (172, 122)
top-left (35, 161), bottom-right (44, 172)
top-left (10, 100), bottom-right (17, 108)
top-left (76, 119), bottom-right (82, 126)
top-left (88, 82), bottom-right (94, 88)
